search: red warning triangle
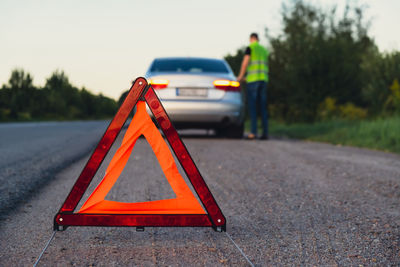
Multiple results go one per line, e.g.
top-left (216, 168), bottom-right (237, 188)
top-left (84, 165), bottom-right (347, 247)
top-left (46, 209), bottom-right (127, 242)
top-left (78, 101), bottom-right (205, 214)
top-left (54, 77), bottom-right (226, 231)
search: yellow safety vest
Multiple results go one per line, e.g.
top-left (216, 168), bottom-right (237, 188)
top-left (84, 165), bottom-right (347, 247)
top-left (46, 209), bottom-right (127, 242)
top-left (246, 42), bottom-right (269, 83)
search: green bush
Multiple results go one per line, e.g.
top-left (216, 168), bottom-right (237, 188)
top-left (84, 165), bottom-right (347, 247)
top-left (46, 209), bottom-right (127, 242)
top-left (338, 103), bottom-right (367, 120)
top-left (384, 78), bottom-right (400, 114)
top-left (0, 109), bottom-right (11, 120)
top-left (317, 97), bottom-right (367, 120)
top-left (361, 51), bottom-right (400, 115)
top-left (317, 97), bottom-right (338, 120)
top-left (17, 112), bottom-right (31, 121)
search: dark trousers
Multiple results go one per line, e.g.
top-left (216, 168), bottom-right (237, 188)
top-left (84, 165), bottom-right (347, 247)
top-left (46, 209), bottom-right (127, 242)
top-left (247, 81), bottom-right (268, 136)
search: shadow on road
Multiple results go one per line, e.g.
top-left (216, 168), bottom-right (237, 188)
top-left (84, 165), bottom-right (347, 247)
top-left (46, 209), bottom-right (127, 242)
top-left (177, 129), bottom-right (220, 139)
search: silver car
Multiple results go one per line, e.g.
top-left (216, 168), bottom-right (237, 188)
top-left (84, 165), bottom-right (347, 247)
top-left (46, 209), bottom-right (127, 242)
top-left (145, 57), bottom-right (244, 138)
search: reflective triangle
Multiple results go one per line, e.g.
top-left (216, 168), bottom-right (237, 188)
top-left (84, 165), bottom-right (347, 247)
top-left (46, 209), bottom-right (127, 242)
top-left (79, 101), bottom-right (205, 214)
top-left (54, 77), bottom-right (226, 231)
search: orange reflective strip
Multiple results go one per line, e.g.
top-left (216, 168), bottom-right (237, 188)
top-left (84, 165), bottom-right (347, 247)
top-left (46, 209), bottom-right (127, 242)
top-left (78, 101), bottom-right (205, 214)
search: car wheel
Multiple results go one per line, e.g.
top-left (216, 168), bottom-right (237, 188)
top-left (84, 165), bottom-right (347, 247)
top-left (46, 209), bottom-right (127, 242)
top-left (216, 123), bottom-right (244, 139)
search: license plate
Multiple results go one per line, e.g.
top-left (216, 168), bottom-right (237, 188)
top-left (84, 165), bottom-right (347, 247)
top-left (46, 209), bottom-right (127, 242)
top-left (176, 88), bottom-right (208, 97)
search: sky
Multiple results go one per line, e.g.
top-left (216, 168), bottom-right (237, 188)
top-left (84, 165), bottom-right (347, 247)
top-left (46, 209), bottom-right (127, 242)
top-left (1, 0), bottom-right (399, 99)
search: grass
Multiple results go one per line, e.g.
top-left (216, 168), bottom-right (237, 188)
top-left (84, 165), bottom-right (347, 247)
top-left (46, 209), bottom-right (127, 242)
top-left (246, 116), bottom-right (400, 154)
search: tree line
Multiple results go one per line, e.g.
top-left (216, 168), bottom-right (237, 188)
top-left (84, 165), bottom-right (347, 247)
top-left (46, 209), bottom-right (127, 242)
top-left (225, 0), bottom-right (400, 123)
top-left (2, 1), bottom-right (399, 124)
top-left (0, 69), bottom-right (117, 121)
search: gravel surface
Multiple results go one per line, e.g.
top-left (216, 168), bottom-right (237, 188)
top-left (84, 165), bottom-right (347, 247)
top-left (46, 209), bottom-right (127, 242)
top-left (0, 131), bottom-right (399, 266)
top-left (0, 121), bottom-right (108, 216)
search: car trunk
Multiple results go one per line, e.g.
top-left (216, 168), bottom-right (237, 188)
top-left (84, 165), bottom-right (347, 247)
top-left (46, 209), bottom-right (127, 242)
top-left (148, 73), bottom-right (234, 101)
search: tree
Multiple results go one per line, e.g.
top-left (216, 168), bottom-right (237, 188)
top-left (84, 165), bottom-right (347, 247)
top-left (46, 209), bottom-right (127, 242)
top-left (267, 1), bottom-right (374, 122)
top-left (225, 0), bottom-right (376, 122)
top-left (6, 69), bottom-right (36, 119)
top-left (361, 50), bottom-right (400, 115)
top-left (44, 70), bottom-right (83, 118)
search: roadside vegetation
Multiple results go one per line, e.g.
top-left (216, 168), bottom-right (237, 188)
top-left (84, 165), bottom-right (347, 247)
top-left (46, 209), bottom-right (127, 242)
top-left (272, 117), bottom-right (400, 153)
top-left (0, 70), bottom-right (117, 121)
top-left (245, 116), bottom-right (400, 153)
top-left (230, 0), bottom-right (400, 153)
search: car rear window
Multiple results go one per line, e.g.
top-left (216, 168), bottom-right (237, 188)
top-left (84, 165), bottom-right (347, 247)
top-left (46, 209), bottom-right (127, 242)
top-left (150, 58), bottom-right (230, 73)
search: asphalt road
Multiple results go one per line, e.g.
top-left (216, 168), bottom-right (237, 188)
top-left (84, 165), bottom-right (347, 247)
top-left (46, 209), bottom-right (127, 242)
top-left (0, 124), bottom-right (399, 266)
top-left (0, 121), bottom-right (109, 216)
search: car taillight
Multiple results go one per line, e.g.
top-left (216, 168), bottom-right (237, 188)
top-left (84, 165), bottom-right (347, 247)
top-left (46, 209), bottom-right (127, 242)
top-left (149, 79), bottom-right (169, 89)
top-left (213, 80), bottom-right (241, 91)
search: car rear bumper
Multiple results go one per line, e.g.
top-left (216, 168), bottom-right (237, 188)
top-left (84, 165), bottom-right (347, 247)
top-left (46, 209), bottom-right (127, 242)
top-left (147, 99), bottom-right (244, 127)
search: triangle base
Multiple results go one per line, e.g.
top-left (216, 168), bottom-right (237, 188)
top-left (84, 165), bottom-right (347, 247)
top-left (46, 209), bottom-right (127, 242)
top-left (54, 213), bottom-right (225, 232)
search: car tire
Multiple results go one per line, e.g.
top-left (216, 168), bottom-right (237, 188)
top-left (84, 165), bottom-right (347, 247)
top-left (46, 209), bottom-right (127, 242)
top-left (216, 123), bottom-right (244, 139)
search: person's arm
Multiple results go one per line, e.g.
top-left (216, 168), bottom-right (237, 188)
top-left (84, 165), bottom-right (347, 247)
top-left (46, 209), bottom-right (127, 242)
top-left (237, 55), bottom-right (250, 82)
top-left (237, 47), bottom-right (251, 81)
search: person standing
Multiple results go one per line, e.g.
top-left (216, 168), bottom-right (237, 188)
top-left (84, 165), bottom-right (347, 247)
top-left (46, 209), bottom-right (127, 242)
top-left (237, 33), bottom-right (269, 140)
